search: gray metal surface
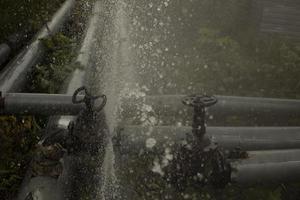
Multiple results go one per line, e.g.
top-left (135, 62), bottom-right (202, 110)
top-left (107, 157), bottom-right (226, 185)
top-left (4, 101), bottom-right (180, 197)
top-left (0, 0), bottom-right (75, 93)
top-left (0, 43), bottom-right (11, 66)
top-left (231, 161), bottom-right (300, 185)
top-left (17, 177), bottom-right (64, 200)
top-left (55, 69), bottom-right (86, 128)
top-left (16, 2), bottom-right (106, 200)
top-left (76, 1), bottom-right (104, 68)
top-left (116, 126), bottom-right (300, 151)
top-left (235, 149), bottom-right (300, 164)
top-left (1, 93), bottom-right (85, 115)
top-left (121, 95), bottom-right (300, 126)
top-left (56, 0), bottom-right (104, 128)
top-left (0, 30), bottom-right (34, 67)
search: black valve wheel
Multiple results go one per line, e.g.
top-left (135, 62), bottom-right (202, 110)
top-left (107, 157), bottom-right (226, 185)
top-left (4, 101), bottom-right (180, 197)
top-left (72, 86), bottom-right (90, 104)
top-left (182, 94), bottom-right (217, 108)
top-left (72, 86), bottom-right (107, 112)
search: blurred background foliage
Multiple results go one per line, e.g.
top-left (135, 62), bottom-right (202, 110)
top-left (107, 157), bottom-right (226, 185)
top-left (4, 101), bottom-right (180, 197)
top-left (192, 0), bottom-right (300, 98)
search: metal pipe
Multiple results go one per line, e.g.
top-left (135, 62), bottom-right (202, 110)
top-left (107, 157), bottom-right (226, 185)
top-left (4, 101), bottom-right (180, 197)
top-left (0, 30), bottom-right (31, 66)
top-left (59, 3), bottom-right (108, 198)
top-left (116, 126), bottom-right (300, 152)
top-left (0, 93), bottom-right (85, 115)
top-left (231, 161), bottom-right (300, 185)
top-left (0, 0), bottom-right (75, 93)
top-left (16, 1), bottom-right (104, 200)
top-left (0, 29), bottom-right (34, 67)
top-left (0, 43), bottom-right (11, 66)
top-left (75, 1), bottom-right (104, 68)
top-left (235, 149), bottom-right (300, 164)
top-left (231, 149), bottom-right (300, 185)
top-left (121, 95), bottom-right (300, 126)
top-left (17, 177), bottom-right (65, 200)
top-left (55, 1), bottom-right (104, 128)
top-left (5, 29), bottom-right (33, 52)
top-left (55, 69), bottom-right (86, 128)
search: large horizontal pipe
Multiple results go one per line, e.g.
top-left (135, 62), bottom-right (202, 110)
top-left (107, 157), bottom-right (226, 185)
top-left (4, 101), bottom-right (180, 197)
top-left (115, 126), bottom-right (300, 152)
top-left (121, 95), bottom-right (300, 126)
top-left (0, 0), bottom-right (75, 93)
top-left (235, 149), bottom-right (300, 164)
top-left (231, 161), bottom-right (300, 185)
top-left (0, 93), bottom-right (85, 115)
top-left (231, 149), bottom-right (300, 185)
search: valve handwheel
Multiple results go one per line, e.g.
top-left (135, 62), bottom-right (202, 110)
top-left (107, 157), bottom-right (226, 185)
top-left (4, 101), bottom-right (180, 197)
top-left (72, 86), bottom-right (107, 112)
top-left (182, 94), bottom-right (217, 108)
top-left (182, 94), bottom-right (217, 139)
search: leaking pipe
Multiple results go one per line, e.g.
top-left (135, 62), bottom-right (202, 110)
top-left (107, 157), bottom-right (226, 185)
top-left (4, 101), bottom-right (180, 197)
top-left (121, 95), bottom-right (300, 126)
top-left (55, 0), bottom-right (104, 128)
top-left (75, 1), bottom-right (104, 68)
top-left (115, 126), bottom-right (300, 152)
top-left (0, 0), bottom-right (75, 93)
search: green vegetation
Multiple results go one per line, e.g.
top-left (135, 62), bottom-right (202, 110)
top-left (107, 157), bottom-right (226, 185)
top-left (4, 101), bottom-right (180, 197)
top-left (0, 0), bottom-right (65, 42)
top-left (0, 1), bottom-right (81, 199)
top-left (29, 32), bottom-right (76, 93)
top-left (186, 0), bottom-right (300, 99)
top-left (0, 0), bottom-right (63, 197)
top-left (0, 116), bottom-right (40, 199)
top-left (0, 31), bottom-right (75, 200)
